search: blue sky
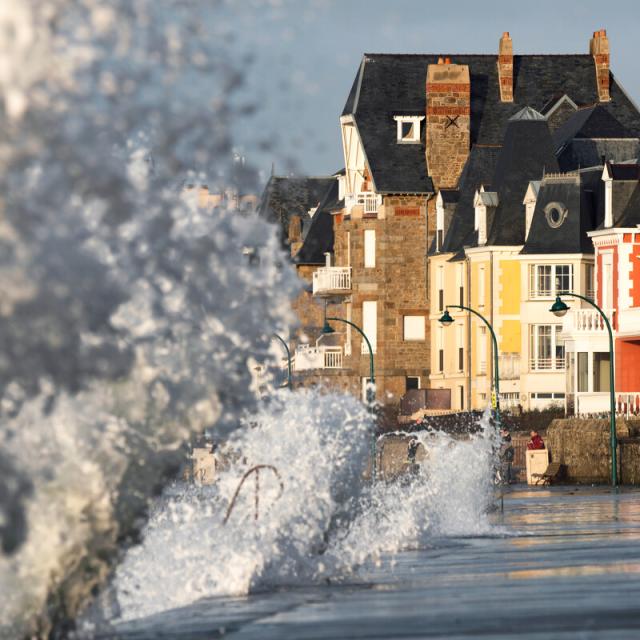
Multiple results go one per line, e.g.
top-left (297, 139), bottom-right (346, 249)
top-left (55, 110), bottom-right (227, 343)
top-left (228, 0), bottom-right (640, 183)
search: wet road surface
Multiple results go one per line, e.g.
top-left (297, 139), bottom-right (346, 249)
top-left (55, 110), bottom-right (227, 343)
top-left (103, 487), bottom-right (640, 639)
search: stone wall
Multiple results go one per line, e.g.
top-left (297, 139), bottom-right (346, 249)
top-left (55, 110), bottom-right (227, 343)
top-left (546, 418), bottom-right (636, 483)
top-left (332, 194), bottom-right (432, 406)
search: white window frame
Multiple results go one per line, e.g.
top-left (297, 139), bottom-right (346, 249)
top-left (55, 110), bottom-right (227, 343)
top-left (529, 324), bottom-right (565, 370)
top-left (403, 315), bottom-right (425, 341)
top-left (478, 265), bottom-right (486, 308)
top-left (364, 229), bottom-right (376, 268)
top-left (585, 263), bottom-right (594, 299)
top-left (393, 115), bottom-right (424, 144)
top-left (362, 300), bottom-right (377, 354)
top-left (456, 323), bottom-right (464, 372)
top-left (529, 264), bottom-right (574, 299)
top-left (345, 301), bottom-right (352, 356)
top-left (478, 326), bottom-right (487, 374)
top-left (601, 252), bottom-right (614, 310)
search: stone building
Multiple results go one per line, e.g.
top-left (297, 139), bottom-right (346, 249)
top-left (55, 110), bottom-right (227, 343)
top-left (260, 29), bottom-right (640, 414)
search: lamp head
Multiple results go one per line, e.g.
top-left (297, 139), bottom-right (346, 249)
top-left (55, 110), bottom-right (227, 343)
top-left (550, 296), bottom-right (569, 317)
top-left (439, 309), bottom-right (454, 327)
top-left (321, 319), bottom-right (335, 334)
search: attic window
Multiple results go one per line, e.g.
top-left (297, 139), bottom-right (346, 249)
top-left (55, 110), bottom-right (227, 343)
top-left (394, 115), bottom-right (423, 143)
top-left (544, 202), bottom-right (568, 228)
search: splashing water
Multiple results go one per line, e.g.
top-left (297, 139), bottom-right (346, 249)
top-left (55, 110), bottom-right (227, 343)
top-left (0, 2), bottom-right (300, 637)
top-left (0, 2), bottom-right (501, 636)
top-left (109, 404), bottom-right (498, 623)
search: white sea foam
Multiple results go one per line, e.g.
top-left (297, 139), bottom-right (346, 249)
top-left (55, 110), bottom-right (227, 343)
top-left (111, 405), bottom-right (498, 622)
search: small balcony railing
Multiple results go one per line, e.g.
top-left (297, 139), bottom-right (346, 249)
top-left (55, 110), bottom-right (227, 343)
top-left (562, 308), bottom-right (615, 334)
top-left (530, 357), bottom-right (565, 371)
top-left (312, 266), bottom-right (351, 295)
top-left (293, 345), bottom-right (343, 371)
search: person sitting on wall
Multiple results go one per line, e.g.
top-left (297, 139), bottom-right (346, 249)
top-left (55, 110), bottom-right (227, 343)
top-left (527, 430), bottom-right (545, 450)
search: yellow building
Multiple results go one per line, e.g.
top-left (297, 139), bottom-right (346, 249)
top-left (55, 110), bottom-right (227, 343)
top-left (429, 108), bottom-right (602, 412)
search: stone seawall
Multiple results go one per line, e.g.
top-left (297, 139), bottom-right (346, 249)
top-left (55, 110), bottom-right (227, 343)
top-left (546, 418), bottom-right (640, 484)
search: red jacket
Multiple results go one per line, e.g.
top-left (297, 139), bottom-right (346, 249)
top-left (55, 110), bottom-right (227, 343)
top-left (527, 435), bottom-right (545, 450)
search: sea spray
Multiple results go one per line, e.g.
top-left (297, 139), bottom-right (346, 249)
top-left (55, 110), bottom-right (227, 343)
top-left (0, 2), bottom-right (298, 637)
top-left (112, 389), bottom-right (372, 620)
top-left (109, 408), bottom-right (498, 623)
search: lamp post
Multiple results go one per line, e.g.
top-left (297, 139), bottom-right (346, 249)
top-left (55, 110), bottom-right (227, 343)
top-left (550, 293), bottom-right (617, 487)
top-left (322, 314), bottom-right (377, 482)
top-left (439, 305), bottom-right (501, 424)
top-left (272, 333), bottom-right (292, 390)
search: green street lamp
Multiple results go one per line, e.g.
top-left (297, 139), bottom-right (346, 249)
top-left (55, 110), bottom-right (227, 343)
top-left (439, 305), bottom-right (501, 424)
top-left (550, 294), bottom-right (617, 487)
top-left (272, 333), bottom-right (292, 390)
top-left (322, 312), bottom-right (377, 482)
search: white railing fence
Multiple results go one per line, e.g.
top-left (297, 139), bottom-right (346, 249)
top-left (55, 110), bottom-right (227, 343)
top-left (357, 193), bottom-right (380, 214)
top-left (293, 344), bottom-right (343, 371)
top-left (563, 308), bottom-right (615, 333)
top-left (312, 266), bottom-right (351, 295)
top-left (530, 357), bottom-right (565, 371)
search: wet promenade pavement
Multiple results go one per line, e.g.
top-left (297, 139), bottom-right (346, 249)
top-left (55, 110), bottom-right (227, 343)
top-left (106, 487), bottom-right (640, 639)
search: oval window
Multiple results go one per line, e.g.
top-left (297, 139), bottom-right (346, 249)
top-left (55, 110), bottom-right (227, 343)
top-left (544, 202), bottom-right (568, 228)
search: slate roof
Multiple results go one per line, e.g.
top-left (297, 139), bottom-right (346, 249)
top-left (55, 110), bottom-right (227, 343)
top-left (295, 178), bottom-right (341, 265)
top-left (343, 54), bottom-right (640, 194)
top-left (617, 183), bottom-right (640, 227)
top-left (257, 175), bottom-right (335, 243)
top-left (522, 168), bottom-right (602, 254)
top-left (487, 111), bottom-right (560, 245)
top-left (609, 162), bottom-right (640, 180)
top-left (553, 105), bottom-right (636, 147)
top-left (431, 144), bottom-right (501, 255)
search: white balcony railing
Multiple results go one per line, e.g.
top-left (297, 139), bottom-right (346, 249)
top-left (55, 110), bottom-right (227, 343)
top-left (312, 266), bottom-right (351, 295)
top-left (530, 357), bottom-right (565, 371)
top-left (357, 193), bottom-right (380, 214)
top-left (562, 308), bottom-right (615, 334)
top-left (293, 345), bottom-right (343, 371)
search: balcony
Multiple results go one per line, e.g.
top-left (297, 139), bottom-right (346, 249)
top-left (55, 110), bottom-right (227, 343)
top-left (293, 344), bottom-right (343, 371)
top-left (312, 266), bottom-right (351, 296)
top-left (562, 308), bottom-right (615, 334)
top-left (530, 357), bottom-right (565, 371)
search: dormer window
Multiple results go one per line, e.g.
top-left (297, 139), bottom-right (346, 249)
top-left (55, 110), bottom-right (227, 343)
top-left (394, 115), bottom-right (424, 143)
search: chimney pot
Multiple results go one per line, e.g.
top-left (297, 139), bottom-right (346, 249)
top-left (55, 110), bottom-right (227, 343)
top-left (589, 28), bottom-right (610, 102)
top-left (498, 31), bottom-right (514, 102)
top-left (444, 57), bottom-right (451, 64)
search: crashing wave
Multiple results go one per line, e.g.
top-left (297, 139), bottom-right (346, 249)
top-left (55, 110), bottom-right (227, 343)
top-left (0, 1), bottom-right (298, 637)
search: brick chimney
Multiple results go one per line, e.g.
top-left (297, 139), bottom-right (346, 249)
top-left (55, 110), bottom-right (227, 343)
top-left (497, 32), bottom-right (513, 102)
top-left (288, 215), bottom-right (302, 256)
top-left (426, 58), bottom-right (471, 190)
top-left (589, 29), bottom-right (610, 102)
